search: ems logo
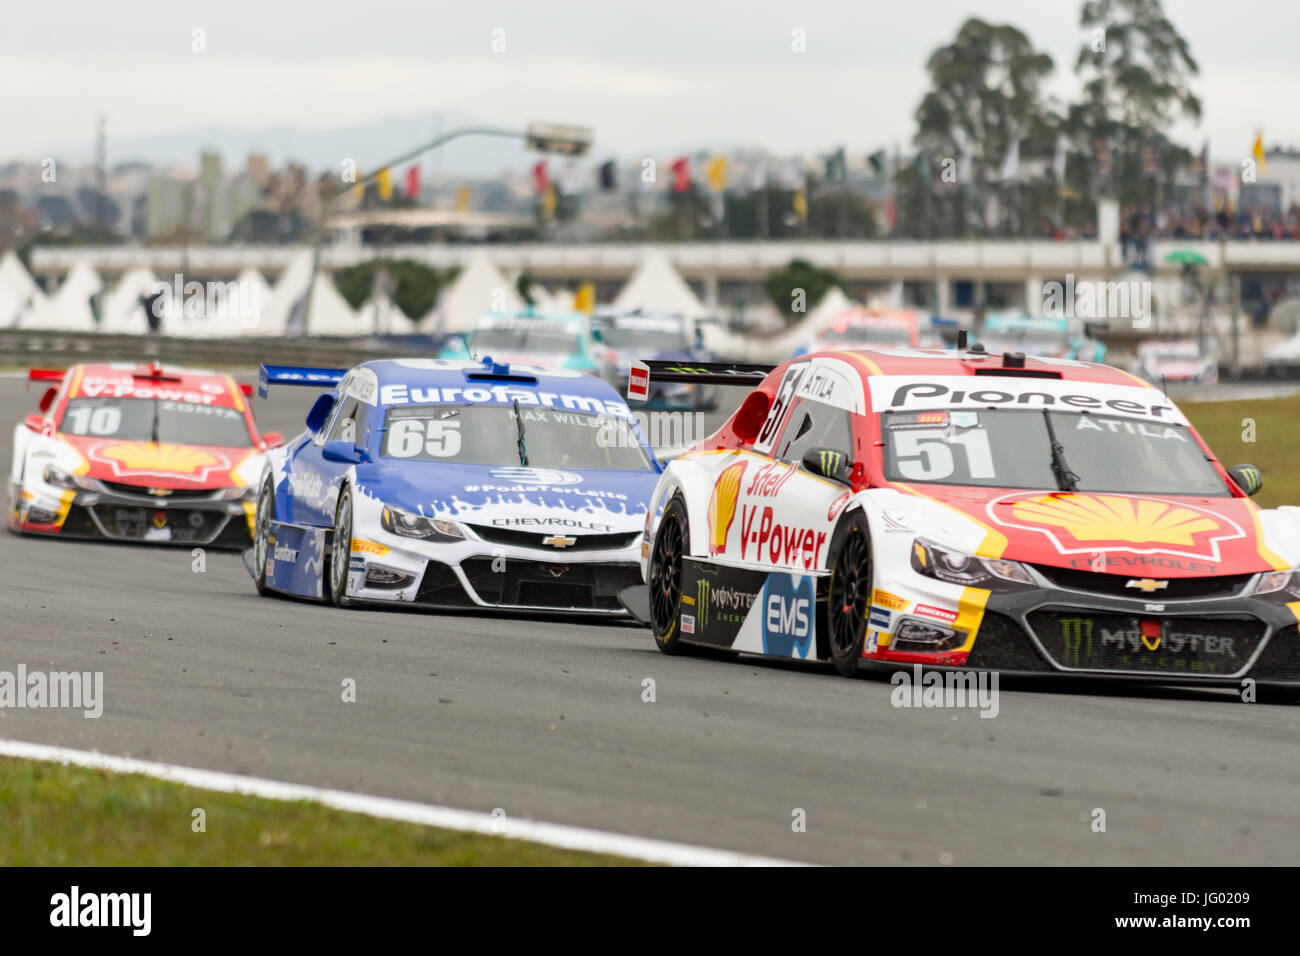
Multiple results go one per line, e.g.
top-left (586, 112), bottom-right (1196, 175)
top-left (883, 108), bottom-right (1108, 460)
top-left (760, 573), bottom-right (814, 659)
top-left (988, 492), bottom-right (1245, 561)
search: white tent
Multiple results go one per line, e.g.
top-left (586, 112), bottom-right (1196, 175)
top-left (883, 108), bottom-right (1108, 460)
top-left (0, 251), bottom-right (61, 330)
top-left (48, 260), bottom-right (103, 332)
top-left (304, 272), bottom-right (366, 337)
top-left (358, 294), bottom-right (418, 336)
top-left (101, 268), bottom-right (162, 334)
top-left (613, 249), bottom-right (706, 319)
top-left (260, 251), bottom-right (313, 338)
top-left (427, 250), bottom-right (523, 334)
top-left (805, 286), bottom-right (855, 329)
top-left (165, 268), bottom-right (273, 339)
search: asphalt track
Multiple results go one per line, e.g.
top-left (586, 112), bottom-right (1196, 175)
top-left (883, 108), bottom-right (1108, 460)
top-left (1, 374), bottom-right (1298, 866)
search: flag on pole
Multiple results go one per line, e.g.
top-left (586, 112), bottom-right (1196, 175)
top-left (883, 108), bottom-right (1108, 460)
top-left (455, 185), bottom-right (470, 212)
top-left (1252, 132), bottom-right (1266, 176)
top-left (998, 139), bottom-right (1020, 181)
top-left (532, 160), bottom-right (549, 194)
top-left (824, 147), bottom-right (846, 184)
top-left (706, 154), bottom-right (727, 191)
top-left (540, 185), bottom-right (557, 219)
top-left (749, 160), bottom-right (768, 191)
top-left (670, 157), bottom-right (691, 193)
top-left (574, 281), bottom-right (595, 314)
top-left (868, 150), bottom-right (887, 180)
top-left (376, 168), bottom-right (394, 201)
top-left (405, 165), bottom-right (421, 200)
top-left (351, 169), bottom-right (365, 201)
top-left (561, 160), bottom-right (583, 196)
top-left (792, 188), bottom-right (808, 222)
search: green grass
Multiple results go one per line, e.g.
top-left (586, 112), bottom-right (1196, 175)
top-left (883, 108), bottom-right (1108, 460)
top-left (0, 758), bottom-right (642, 866)
top-left (1182, 394), bottom-right (1300, 509)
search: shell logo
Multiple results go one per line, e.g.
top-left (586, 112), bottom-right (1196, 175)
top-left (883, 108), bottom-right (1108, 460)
top-left (990, 492), bottom-right (1245, 561)
top-left (706, 461), bottom-right (748, 555)
top-left (94, 442), bottom-right (225, 482)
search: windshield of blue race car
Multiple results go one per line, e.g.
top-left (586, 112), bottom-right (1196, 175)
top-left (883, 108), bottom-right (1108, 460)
top-left (60, 396), bottom-right (253, 447)
top-left (382, 404), bottom-right (654, 470)
top-left (881, 408), bottom-right (1230, 496)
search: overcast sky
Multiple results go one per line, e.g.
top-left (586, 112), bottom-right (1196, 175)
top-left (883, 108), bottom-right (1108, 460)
top-left (2, 0), bottom-right (1296, 169)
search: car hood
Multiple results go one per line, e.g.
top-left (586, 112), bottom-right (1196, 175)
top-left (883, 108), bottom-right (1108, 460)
top-left (354, 462), bottom-right (657, 534)
top-left (57, 434), bottom-right (258, 490)
top-left (894, 482), bottom-right (1287, 578)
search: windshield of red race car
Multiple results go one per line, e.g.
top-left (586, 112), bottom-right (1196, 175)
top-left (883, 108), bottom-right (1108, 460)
top-left (59, 396), bottom-right (253, 447)
top-left (382, 404), bottom-right (654, 470)
top-left (881, 408), bottom-right (1230, 496)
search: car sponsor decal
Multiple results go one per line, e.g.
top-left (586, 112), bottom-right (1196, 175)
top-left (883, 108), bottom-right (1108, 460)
top-left (761, 573), bottom-right (815, 659)
top-left (351, 538), bottom-right (390, 557)
top-left (827, 490), bottom-right (851, 521)
top-left (679, 559), bottom-right (765, 648)
top-left (627, 360), bottom-right (650, 402)
top-left (914, 603), bottom-right (958, 623)
top-left (987, 492), bottom-right (1246, 562)
top-left (89, 442), bottom-right (228, 483)
top-left (871, 588), bottom-right (908, 611)
top-left (738, 504), bottom-right (828, 569)
top-left (680, 614), bottom-right (695, 634)
top-left (490, 467), bottom-right (582, 486)
top-left (868, 606), bottom-right (892, 631)
top-left (379, 382), bottom-right (632, 419)
top-left (868, 375), bottom-right (1184, 424)
top-left (706, 460), bottom-right (747, 556)
top-left (792, 357), bottom-right (867, 414)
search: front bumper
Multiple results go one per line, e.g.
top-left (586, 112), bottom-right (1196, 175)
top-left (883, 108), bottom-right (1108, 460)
top-left (869, 569), bottom-right (1300, 684)
top-left (12, 480), bottom-right (253, 549)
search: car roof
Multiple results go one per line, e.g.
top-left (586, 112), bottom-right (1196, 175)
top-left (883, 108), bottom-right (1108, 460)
top-left (65, 362), bottom-right (244, 407)
top-left (807, 348), bottom-right (1153, 390)
top-left (352, 358), bottom-right (620, 401)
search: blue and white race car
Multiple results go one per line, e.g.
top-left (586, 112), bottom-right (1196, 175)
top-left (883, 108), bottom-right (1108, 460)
top-left (248, 357), bottom-right (661, 615)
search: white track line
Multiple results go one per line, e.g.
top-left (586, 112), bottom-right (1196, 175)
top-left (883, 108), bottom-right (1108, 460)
top-left (0, 739), bottom-right (807, 867)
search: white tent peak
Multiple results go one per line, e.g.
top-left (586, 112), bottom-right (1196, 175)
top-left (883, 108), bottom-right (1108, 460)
top-left (613, 249), bottom-right (705, 319)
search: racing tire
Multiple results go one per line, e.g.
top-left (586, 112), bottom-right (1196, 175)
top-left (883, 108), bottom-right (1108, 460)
top-left (328, 485), bottom-right (355, 608)
top-left (649, 493), bottom-right (691, 654)
top-left (823, 511), bottom-right (873, 677)
top-left (252, 477), bottom-right (275, 596)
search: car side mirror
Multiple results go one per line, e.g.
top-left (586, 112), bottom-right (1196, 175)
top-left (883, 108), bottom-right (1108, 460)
top-left (802, 447), bottom-right (852, 483)
top-left (306, 394), bottom-right (334, 432)
top-left (261, 431), bottom-right (285, 449)
top-left (23, 413), bottom-right (47, 434)
top-left (1228, 464), bottom-right (1263, 497)
top-left (38, 386), bottom-right (57, 412)
top-left (322, 440), bottom-right (361, 464)
top-left (732, 391), bottom-right (772, 444)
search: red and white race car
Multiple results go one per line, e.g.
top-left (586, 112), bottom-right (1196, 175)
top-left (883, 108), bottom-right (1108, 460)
top-left (806, 308), bottom-right (942, 353)
top-left (631, 349), bottom-right (1300, 685)
top-left (8, 362), bottom-right (282, 548)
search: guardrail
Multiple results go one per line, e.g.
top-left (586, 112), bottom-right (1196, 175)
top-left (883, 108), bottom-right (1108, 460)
top-left (0, 331), bottom-right (446, 369)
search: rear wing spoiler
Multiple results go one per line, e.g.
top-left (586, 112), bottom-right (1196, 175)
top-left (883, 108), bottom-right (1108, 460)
top-left (627, 359), bottom-right (774, 402)
top-left (258, 364), bottom-right (348, 399)
top-left (29, 365), bottom-right (254, 396)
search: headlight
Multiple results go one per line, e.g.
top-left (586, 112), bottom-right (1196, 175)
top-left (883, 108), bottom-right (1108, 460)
top-left (380, 505), bottom-right (464, 541)
top-left (911, 537), bottom-right (1035, 588)
top-left (219, 485), bottom-right (257, 501)
top-left (42, 465), bottom-right (79, 490)
top-left (1253, 569), bottom-right (1295, 595)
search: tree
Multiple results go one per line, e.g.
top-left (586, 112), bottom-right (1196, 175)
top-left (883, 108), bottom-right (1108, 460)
top-left (1072, 0), bottom-right (1200, 205)
top-left (912, 18), bottom-right (1057, 236)
top-left (334, 259), bottom-right (458, 327)
top-left (765, 259), bottom-right (844, 324)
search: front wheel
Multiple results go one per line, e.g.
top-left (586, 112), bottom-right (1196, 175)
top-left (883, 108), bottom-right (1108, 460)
top-left (328, 486), bottom-right (355, 608)
top-left (823, 512), bottom-right (873, 677)
top-left (648, 494), bottom-right (690, 654)
top-left (252, 477), bottom-right (274, 595)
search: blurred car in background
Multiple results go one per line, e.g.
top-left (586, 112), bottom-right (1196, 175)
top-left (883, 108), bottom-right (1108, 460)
top-left (441, 310), bottom-right (616, 385)
top-left (1136, 338), bottom-right (1219, 386)
top-left (8, 361), bottom-right (282, 548)
top-left (592, 309), bottom-right (718, 410)
top-left (979, 312), bottom-right (1107, 363)
top-left (802, 308), bottom-right (942, 354)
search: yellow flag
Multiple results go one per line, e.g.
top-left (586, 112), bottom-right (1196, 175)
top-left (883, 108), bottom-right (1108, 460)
top-left (574, 281), bottom-right (595, 315)
top-left (376, 168), bottom-right (394, 201)
top-left (707, 154), bottom-right (727, 191)
top-left (455, 185), bottom-right (470, 212)
top-left (351, 169), bottom-right (365, 201)
top-left (1252, 132), bottom-right (1266, 176)
top-left (540, 186), bottom-right (557, 219)
top-left (793, 187), bottom-right (808, 222)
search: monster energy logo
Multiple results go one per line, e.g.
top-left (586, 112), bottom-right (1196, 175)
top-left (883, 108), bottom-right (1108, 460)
top-left (818, 450), bottom-right (843, 476)
top-left (1238, 466), bottom-right (1262, 493)
top-left (697, 578), bottom-right (710, 629)
top-left (1060, 616), bottom-right (1094, 667)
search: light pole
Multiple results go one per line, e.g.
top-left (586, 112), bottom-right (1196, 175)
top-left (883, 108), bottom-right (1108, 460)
top-left (293, 122), bottom-right (593, 336)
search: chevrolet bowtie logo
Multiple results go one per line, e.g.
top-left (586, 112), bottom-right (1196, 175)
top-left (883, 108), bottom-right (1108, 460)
top-left (1126, 578), bottom-right (1169, 593)
top-left (542, 534), bottom-right (577, 549)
